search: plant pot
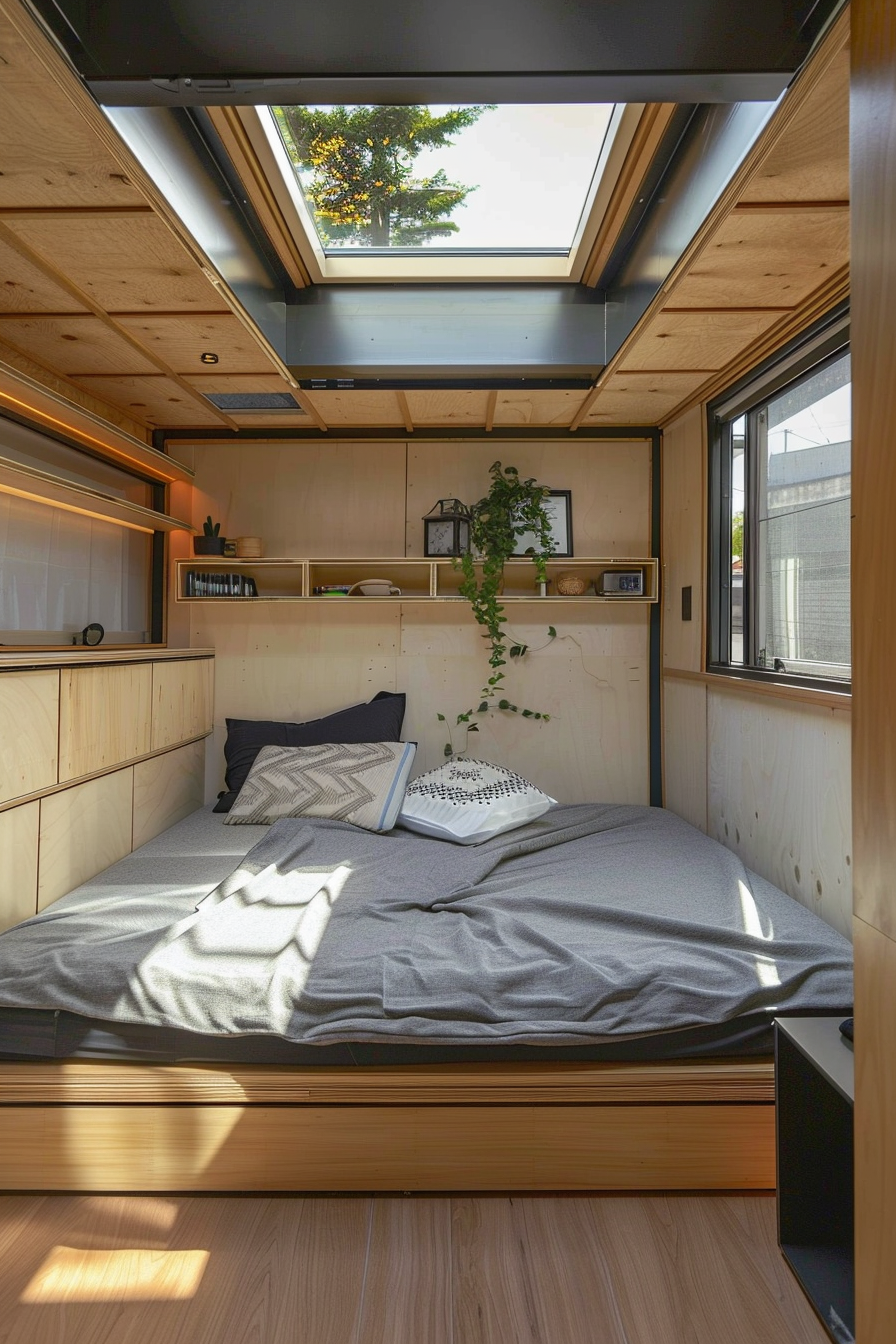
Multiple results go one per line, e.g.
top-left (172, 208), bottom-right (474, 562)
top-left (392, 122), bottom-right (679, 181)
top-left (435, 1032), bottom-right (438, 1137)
top-left (193, 536), bottom-right (226, 556)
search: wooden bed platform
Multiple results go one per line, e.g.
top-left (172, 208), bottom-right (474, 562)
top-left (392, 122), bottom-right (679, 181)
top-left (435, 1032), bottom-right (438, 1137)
top-left (0, 1058), bottom-right (775, 1192)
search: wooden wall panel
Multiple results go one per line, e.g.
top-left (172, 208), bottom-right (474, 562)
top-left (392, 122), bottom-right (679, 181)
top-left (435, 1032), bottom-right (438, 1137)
top-left (59, 663), bottom-right (152, 781)
top-left (662, 678), bottom-right (707, 832)
top-left (189, 441), bottom-right (408, 557)
top-left (133, 740), bottom-right (206, 849)
top-left (191, 439), bottom-right (653, 806)
top-left (398, 605), bottom-right (649, 803)
top-left (0, 670), bottom-right (58, 804)
top-left (37, 768), bottom-right (133, 910)
top-left (0, 800), bottom-right (39, 933)
top-left (405, 440), bottom-right (651, 557)
top-left (852, 4), bottom-right (896, 1339)
top-left (662, 405), bottom-right (705, 674)
top-left (190, 604), bottom-right (399, 801)
top-left (150, 658), bottom-right (214, 752)
top-left (706, 689), bottom-right (852, 938)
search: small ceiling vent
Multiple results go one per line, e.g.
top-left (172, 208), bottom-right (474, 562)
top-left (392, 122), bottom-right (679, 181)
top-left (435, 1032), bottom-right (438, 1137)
top-left (203, 391), bottom-right (306, 412)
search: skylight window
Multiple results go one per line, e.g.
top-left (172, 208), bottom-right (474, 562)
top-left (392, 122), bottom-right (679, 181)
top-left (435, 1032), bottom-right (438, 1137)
top-left (269, 103), bottom-right (617, 255)
top-left (244, 100), bottom-right (639, 282)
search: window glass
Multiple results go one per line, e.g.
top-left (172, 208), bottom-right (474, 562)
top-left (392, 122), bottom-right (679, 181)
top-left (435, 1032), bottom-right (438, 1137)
top-left (758, 354), bottom-right (851, 679)
top-left (270, 103), bottom-right (616, 253)
top-left (710, 333), bottom-right (850, 687)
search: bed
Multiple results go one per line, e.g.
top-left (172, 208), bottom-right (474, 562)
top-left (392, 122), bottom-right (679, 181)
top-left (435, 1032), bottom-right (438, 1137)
top-left (0, 801), bottom-right (852, 1192)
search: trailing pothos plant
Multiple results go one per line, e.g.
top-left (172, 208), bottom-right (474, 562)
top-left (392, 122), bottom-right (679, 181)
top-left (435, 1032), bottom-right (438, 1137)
top-left (438, 461), bottom-right (557, 757)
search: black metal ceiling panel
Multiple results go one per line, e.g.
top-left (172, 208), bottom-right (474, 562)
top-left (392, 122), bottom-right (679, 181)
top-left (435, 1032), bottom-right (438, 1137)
top-left (31, 0), bottom-right (838, 104)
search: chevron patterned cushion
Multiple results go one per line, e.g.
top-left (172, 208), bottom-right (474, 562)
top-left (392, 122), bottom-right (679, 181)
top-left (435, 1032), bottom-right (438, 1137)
top-left (224, 740), bottom-right (417, 831)
top-left (397, 758), bottom-right (555, 844)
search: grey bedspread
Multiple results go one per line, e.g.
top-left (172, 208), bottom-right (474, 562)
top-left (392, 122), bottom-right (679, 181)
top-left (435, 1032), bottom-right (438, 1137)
top-left (0, 803), bottom-right (852, 1044)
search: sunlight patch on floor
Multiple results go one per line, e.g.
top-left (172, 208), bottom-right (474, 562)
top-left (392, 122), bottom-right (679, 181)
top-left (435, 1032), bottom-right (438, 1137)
top-left (20, 1246), bottom-right (209, 1302)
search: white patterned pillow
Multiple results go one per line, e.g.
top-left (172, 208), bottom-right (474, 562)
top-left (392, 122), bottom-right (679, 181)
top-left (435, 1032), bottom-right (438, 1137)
top-left (224, 740), bottom-right (417, 831)
top-left (397, 759), bottom-right (555, 844)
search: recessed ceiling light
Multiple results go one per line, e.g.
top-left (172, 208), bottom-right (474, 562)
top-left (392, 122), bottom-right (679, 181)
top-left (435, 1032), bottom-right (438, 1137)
top-left (200, 352), bottom-right (219, 365)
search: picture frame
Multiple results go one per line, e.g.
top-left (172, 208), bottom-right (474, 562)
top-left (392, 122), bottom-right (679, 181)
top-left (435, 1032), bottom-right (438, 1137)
top-left (511, 489), bottom-right (573, 558)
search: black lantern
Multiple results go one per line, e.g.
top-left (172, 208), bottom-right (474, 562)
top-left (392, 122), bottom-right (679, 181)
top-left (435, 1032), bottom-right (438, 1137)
top-left (423, 498), bottom-right (471, 556)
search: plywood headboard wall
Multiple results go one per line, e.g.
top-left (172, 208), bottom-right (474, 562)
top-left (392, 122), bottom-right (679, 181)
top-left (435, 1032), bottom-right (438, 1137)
top-left (175, 438), bottom-right (653, 806)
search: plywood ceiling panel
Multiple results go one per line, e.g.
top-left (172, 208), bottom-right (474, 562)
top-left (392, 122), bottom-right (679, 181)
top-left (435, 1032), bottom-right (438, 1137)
top-left (493, 391), bottom-right (582, 427)
top-left (740, 46), bottom-right (850, 204)
top-left (584, 372), bottom-right (713, 424)
top-left (305, 391), bottom-right (404, 426)
top-left (667, 209), bottom-right (849, 311)
top-left (0, 314), bottom-right (156, 376)
top-left (116, 313), bottom-right (278, 375)
top-left (1, 215), bottom-right (228, 313)
top-left (0, 19), bottom-right (146, 209)
top-left (618, 310), bottom-right (783, 373)
top-left (404, 390), bottom-right (490, 425)
top-left (68, 374), bottom-right (226, 427)
top-left (0, 244), bottom-right (89, 314)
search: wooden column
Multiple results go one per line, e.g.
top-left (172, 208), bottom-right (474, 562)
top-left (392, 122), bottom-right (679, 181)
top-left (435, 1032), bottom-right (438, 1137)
top-left (851, 5), bottom-right (896, 1341)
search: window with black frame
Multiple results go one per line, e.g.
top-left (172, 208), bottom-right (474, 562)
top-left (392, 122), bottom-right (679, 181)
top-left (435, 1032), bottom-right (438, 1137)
top-left (709, 319), bottom-right (851, 689)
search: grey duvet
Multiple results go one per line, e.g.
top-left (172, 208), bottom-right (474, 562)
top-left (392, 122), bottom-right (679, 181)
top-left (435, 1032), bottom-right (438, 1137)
top-left (0, 804), bottom-right (853, 1045)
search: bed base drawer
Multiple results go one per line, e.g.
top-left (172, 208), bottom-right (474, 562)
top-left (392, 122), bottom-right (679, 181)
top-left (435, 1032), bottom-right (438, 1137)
top-left (0, 1102), bottom-right (775, 1192)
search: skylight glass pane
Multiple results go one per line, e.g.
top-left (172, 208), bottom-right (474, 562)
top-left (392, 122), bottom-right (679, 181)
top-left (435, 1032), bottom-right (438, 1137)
top-left (270, 104), bottom-right (616, 253)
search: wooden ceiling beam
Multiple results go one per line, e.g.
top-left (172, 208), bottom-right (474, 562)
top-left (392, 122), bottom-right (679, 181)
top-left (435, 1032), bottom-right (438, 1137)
top-left (396, 391), bottom-right (414, 433)
top-left (485, 390), bottom-right (498, 432)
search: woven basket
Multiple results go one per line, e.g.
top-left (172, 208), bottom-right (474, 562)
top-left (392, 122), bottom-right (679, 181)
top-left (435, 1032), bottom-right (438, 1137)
top-left (556, 572), bottom-right (586, 596)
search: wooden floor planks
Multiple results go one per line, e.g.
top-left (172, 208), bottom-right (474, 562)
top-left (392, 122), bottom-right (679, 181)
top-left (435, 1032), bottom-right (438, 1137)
top-left (0, 1192), bottom-right (830, 1344)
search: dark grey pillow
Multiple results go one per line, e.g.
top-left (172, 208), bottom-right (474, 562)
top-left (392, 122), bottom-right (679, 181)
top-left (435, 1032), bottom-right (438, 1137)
top-left (213, 691), bottom-right (406, 813)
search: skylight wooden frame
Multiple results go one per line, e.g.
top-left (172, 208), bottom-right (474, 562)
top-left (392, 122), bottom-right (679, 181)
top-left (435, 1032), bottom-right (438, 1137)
top-left (234, 102), bottom-right (645, 284)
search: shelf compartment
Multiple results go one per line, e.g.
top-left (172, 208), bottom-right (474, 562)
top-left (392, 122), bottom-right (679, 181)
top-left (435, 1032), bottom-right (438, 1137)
top-left (308, 561), bottom-right (435, 600)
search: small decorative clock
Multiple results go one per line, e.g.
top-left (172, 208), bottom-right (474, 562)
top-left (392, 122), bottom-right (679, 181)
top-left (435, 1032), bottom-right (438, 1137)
top-left (423, 499), bottom-right (471, 557)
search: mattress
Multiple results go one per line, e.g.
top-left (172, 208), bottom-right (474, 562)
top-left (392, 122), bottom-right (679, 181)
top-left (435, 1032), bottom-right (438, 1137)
top-left (0, 803), bottom-right (853, 1063)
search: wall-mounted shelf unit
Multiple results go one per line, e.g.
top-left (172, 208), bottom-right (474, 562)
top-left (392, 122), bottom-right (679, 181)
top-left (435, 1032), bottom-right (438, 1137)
top-left (175, 557), bottom-right (659, 604)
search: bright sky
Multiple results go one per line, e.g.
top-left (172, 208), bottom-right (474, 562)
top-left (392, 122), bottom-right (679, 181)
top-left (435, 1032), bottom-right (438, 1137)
top-left (732, 382), bottom-right (851, 510)
top-left (293, 104), bottom-right (616, 250)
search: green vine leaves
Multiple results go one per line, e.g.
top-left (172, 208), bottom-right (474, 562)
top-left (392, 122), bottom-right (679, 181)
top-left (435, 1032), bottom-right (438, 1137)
top-left (440, 462), bottom-right (557, 757)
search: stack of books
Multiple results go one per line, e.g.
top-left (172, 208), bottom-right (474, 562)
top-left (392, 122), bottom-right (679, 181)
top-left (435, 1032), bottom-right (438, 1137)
top-left (185, 572), bottom-right (258, 597)
top-left (311, 584), bottom-right (351, 596)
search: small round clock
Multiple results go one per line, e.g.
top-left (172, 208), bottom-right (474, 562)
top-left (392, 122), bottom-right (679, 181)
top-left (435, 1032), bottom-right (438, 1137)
top-left (81, 622), bottom-right (105, 646)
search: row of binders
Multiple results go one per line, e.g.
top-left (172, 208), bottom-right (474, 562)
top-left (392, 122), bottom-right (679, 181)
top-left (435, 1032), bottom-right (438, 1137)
top-left (184, 571), bottom-right (258, 597)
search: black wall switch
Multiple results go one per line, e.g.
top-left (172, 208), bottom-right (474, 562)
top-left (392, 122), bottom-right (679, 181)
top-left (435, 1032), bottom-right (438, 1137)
top-left (681, 585), bottom-right (692, 621)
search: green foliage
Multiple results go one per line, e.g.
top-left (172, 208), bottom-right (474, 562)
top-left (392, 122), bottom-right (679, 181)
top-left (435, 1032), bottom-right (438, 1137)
top-left (203, 516), bottom-right (221, 537)
top-left (274, 104), bottom-right (491, 247)
top-left (456, 462), bottom-right (555, 707)
top-left (731, 511), bottom-right (744, 562)
top-left (438, 462), bottom-right (558, 754)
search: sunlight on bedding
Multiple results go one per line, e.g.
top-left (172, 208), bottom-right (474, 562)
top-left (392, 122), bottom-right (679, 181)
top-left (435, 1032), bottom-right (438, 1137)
top-left (20, 1247), bottom-right (209, 1302)
top-left (738, 879), bottom-right (781, 988)
top-left (127, 863), bottom-right (352, 1036)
